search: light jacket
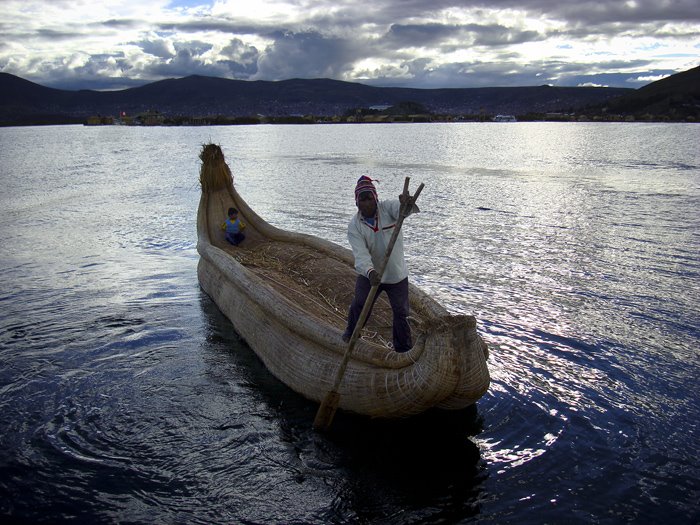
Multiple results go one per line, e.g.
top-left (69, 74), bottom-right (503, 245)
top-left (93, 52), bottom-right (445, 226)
top-left (347, 199), bottom-right (419, 284)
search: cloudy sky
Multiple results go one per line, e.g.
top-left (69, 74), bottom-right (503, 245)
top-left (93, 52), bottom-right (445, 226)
top-left (1, 0), bottom-right (698, 91)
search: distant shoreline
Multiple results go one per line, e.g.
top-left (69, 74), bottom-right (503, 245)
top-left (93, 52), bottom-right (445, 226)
top-left (2, 113), bottom-right (697, 128)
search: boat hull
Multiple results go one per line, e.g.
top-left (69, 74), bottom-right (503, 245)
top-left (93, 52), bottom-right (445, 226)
top-left (196, 144), bottom-right (489, 418)
top-left (198, 246), bottom-right (489, 417)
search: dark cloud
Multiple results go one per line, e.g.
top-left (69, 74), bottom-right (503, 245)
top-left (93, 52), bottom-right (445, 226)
top-left (396, 0), bottom-right (700, 25)
top-left (383, 22), bottom-right (545, 48)
top-left (555, 19), bottom-right (700, 41)
top-left (220, 38), bottom-right (259, 76)
top-left (214, 59), bottom-right (258, 78)
top-left (470, 25), bottom-right (543, 46)
top-left (221, 39), bottom-right (258, 61)
top-left (365, 0), bottom-right (700, 35)
top-left (384, 23), bottom-right (464, 47)
top-left (254, 31), bottom-right (360, 80)
top-left (36, 29), bottom-right (80, 40)
top-left (173, 40), bottom-right (212, 56)
top-left (539, 0), bottom-right (700, 25)
top-left (157, 20), bottom-right (266, 34)
top-left (136, 38), bottom-right (175, 59)
top-left (101, 19), bottom-right (139, 29)
top-left (134, 38), bottom-right (213, 62)
top-left (149, 47), bottom-right (207, 77)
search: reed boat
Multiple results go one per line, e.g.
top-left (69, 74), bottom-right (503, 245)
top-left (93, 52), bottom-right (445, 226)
top-left (196, 144), bottom-right (490, 418)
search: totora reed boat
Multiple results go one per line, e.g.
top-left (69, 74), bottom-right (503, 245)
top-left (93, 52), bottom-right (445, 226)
top-left (196, 144), bottom-right (490, 418)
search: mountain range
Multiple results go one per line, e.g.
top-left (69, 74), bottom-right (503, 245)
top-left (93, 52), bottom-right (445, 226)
top-left (0, 65), bottom-right (698, 126)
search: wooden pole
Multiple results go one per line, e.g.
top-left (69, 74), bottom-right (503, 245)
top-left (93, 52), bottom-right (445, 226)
top-left (313, 177), bottom-right (424, 431)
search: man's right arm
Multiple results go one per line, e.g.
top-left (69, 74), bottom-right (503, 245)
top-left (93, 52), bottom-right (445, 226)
top-left (348, 220), bottom-right (374, 279)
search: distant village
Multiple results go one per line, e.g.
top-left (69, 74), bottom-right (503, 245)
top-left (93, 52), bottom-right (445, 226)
top-left (86, 106), bottom-right (682, 126)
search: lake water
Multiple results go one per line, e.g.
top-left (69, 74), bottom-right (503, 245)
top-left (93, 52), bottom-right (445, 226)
top-left (0, 122), bottom-right (698, 524)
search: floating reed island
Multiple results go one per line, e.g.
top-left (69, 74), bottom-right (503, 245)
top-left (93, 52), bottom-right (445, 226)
top-left (196, 143), bottom-right (490, 419)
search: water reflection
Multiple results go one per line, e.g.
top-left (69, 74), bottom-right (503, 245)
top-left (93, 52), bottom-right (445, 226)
top-left (1, 123), bottom-right (698, 523)
top-left (199, 292), bottom-right (486, 522)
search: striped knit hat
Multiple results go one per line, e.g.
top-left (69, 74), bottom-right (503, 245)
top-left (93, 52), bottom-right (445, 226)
top-left (354, 176), bottom-right (378, 205)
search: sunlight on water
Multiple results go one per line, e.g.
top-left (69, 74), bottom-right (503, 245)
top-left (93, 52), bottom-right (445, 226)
top-left (0, 123), bottom-right (698, 523)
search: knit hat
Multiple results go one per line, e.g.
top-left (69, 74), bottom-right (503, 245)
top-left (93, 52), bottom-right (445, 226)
top-left (354, 176), bottom-right (378, 205)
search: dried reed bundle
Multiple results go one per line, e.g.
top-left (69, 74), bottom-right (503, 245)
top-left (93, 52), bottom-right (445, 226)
top-left (195, 144), bottom-right (490, 420)
top-left (199, 143), bottom-right (232, 192)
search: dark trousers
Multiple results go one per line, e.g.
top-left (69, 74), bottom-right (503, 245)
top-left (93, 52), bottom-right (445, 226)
top-left (343, 276), bottom-right (412, 352)
top-left (226, 232), bottom-right (245, 245)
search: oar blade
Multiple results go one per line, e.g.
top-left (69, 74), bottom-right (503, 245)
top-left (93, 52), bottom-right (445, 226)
top-left (313, 390), bottom-right (340, 431)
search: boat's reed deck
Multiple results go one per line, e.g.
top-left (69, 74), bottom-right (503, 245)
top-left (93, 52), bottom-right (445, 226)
top-left (207, 189), bottom-right (404, 346)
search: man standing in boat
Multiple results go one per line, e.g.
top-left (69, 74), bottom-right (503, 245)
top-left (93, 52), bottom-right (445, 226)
top-left (343, 176), bottom-right (419, 353)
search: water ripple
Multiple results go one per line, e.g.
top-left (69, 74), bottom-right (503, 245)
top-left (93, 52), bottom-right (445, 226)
top-left (1, 123), bottom-right (698, 523)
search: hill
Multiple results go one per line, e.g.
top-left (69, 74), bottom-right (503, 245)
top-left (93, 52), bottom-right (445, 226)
top-left (598, 65), bottom-right (700, 120)
top-left (0, 72), bottom-right (635, 125)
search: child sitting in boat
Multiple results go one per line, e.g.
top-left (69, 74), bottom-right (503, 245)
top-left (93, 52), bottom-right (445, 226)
top-left (221, 207), bottom-right (246, 246)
